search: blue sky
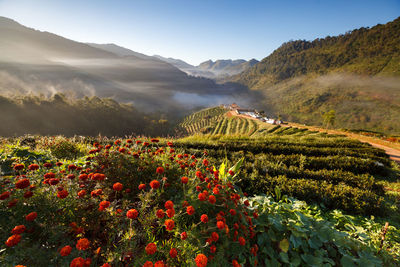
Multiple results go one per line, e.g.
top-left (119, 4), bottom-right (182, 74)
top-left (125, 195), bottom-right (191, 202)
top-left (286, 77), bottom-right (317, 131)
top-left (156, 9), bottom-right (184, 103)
top-left (0, 0), bottom-right (398, 65)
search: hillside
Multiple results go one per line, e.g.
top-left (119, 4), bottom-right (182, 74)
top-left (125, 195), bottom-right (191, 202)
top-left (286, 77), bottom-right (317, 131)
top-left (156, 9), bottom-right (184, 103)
top-left (233, 17), bottom-right (400, 134)
top-left (0, 17), bottom-right (251, 113)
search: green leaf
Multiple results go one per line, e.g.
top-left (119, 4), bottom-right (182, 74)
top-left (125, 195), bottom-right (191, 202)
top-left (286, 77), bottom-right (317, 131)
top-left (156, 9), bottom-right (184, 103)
top-left (279, 238), bottom-right (289, 253)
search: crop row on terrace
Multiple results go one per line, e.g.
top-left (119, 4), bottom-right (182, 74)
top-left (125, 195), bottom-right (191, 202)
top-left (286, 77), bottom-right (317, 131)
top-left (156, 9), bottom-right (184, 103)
top-left (1, 136), bottom-right (399, 266)
top-left (174, 135), bottom-right (395, 215)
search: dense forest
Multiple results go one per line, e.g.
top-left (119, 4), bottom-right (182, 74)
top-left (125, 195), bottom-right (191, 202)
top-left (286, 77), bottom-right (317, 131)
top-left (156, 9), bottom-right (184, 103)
top-left (0, 94), bottom-right (172, 136)
top-left (231, 17), bottom-right (400, 134)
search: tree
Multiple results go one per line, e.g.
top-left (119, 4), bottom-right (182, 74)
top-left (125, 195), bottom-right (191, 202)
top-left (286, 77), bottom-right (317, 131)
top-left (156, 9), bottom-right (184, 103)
top-left (322, 110), bottom-right (336, 129)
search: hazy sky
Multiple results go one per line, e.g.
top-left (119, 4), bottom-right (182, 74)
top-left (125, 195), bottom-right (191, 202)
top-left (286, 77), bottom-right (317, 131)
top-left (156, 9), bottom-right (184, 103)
top-left (0, 0), bottom-right (398, 65)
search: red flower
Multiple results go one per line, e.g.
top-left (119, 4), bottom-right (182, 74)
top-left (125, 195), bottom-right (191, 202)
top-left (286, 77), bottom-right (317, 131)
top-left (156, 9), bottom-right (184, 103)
top-left (12, 225), bottom-right (26, 235)
top-left (202, 159), bottom-right (209, 166)
top-left (166, 248), bottom-right (176, 260)
top-left (25, 212), bottom-right (37, 221)
top-left (150, 180), bottom-right (160, 189)
top-left (101, 264), bottom-right (111, 267)
top-left (228, 170), bottom-right (235, 176)
top-left (28, 164), bottom-right (39, 171)
top-left (155, 261), bottom-right (166, 267)
top-left (0, 191), bottom-right (11, 200)
top-left (211, 232), bottom-right (219, 242)
top-left (217, 221), bottom-right (225, 230)
top-left (195, 254), bottom-right (208, 267)
top-left (15, 179), bottom-right (30, 189)
top-left (99, 201), bottom-right (110, 211)
top-left (164, 219), bottom-right (175, 231)
top-left (151, 138), bottom-right (159, 143)
top-left (5, 234), bottom-right (21, 247)
top-left (78, 190), bottom-right (86, 198)
top-left (126, 209), bottom-right (139, 219)
top-left (91, 189), bottom-right (103, 197)
top-left (180, 232), bottom-right (187, 240)
top-left (76, 238), bottom-right (90, 250)
top-left (208, 195), bottom-right (216, 204)
top-left (156, 167), bottom-right (164, 174)
top-left (92, 173), bottom-right (105, 181)
top-left (210, 245), bottom-right (216, 253)
top-left (23, 191), bottom-right (33, 198)
top-left (57, 190), bottom-right (69, 199)
top-left (186, 206), bottom-right (195, 215)
top-left (60, 245), bottom-right (72, 256)
top-left (143, 261), bottom-right (153, 267)
top-left (181, 176), bottom-right (189, 184)
top-left (198, 193), bottom-right (206, 201)
top-left (138, 183), bottom-right (146, 190)
top-left (238, 237), bottom-right (245, 246)
top-left (79, 174), bottom-right (88, 181)
top-left (43, 162), bottom-right (52, 168)
top-left (200, 214), bottom-right (209, 223)
top-left (164, 200), bottom-right (174, 209)
top-left (14, 164), bottom-right (24, 171)
top-left (244, 200), bottom-right (250, 206)
top-left (156, 209), bottom-right (165, 218)
top-left (232, 260), bottom-right (241, 267)
top-left (70, 257), bottom-right (85, 267)
top-left (113, 182), bottom-right (123, 191)
top-left (229, 209), bottom-right (237, 216)
top-left (145, 243), bottom-right (157, 255)
top-left (166, 208), bottom-right (175, 218)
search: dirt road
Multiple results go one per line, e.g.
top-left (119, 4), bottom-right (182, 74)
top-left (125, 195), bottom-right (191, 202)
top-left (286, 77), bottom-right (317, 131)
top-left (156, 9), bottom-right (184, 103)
top-left (228, 111), bottom-right (400, 164)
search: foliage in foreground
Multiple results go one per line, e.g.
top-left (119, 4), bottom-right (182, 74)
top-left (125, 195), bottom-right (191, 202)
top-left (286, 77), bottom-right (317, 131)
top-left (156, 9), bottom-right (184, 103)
top-left (0, 137), bottom-right (399, 266)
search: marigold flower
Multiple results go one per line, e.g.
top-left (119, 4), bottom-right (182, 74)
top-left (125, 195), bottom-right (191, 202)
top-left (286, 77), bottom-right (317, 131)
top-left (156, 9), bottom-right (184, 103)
top-left (198, 193), bottom-right (206, 201)
top-left (210, 245), bottom-right (216, 253)
top-left (76, 238), bottom-right (90, 250)
top-left (138, 183), bottom-right (146, 190)
top-left (156, 209), bottom-right (165, 218)
top-left (232, 260), bottom-right (241, 267)
top-left (101, 263), bottom-right (111, 267)
top-left (166, 208), bottom-right (175, 218)
top-left (99, 201), bottom-right (110, 211)
top-left (79, 174), bottom-right (88, 181)
top-left (15, 179), bottom-right (30, 189)
top-left (156, 167), bottom-right (164, 174)
top-left (57, 190), bottom-right (69, 199)
top-left (164, 219), bottom-right (175, 231)
top-left (200, 214), bottom-right (209, 223)
top-left (78, 190), bottom-right (86, 198)
top-left (151, 138), bottom-right (159, 143)
top-left (60, 245), bottom-right (72, 256)
top-left (180, 232), bottom-right (187, 240)
top-left (113, 182), bottom-right (123, 191)
top-left (5, 234), bottom-right (21, 247)
top-left (154, 261), bottom-right (166, 267)
top-left (126, 209), bottom-right (139, 219)
top-left (14, 164), bottom-right (24, 171)
top-left (217, 221), bottom-right (225, 230)
top-left (181, 176), bottom-right (188, 184)
top-left (43, 162), bottom-right (52, 168)
top-left (28, 164), bottom-right (39, 171)
top-left (150, 180), bottom-right (160, 189)
top-left (229, 209), bottom-right (237, 216)
top-left (70, 257), bottom-right (85, 267)
top-left (145, 243), bottom-right (157, 255)
top-left (0, 191), bottom-right (11, 200)
top-left (143, 261), bottom-right (153, 267)
top-left (8, 199), bottom-right (18, 208)
top-left (164, 200), bottom-right (174, 209)
top-left (211, 231), bottom-right (219, 242)
top-left (169, 248), bottom-right (178, 258)
top-left (208, 195), bottom-right (216, 204)
top-left (195, 254), bottom-right (208, 267)
top-left (23, 191), bottom-right (33, 198)
top-left (186, 206), bottom-right (195, 215)
top-left (238, 237), bottom-right (245, 246)
top-left (12, 225), bottom-right (26, 235)
top-left (244, 200), bottom-right (250, 206)
top-left (25, 211), bottom-right (37, 221)
top-left (92, 173), bottom-right (105, 181)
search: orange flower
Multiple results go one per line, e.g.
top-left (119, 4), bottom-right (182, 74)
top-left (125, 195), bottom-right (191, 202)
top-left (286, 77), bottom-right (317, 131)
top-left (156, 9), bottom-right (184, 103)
top-left (200, 214), bottom-right (209, 223)
top-left (217, 221), bottom-right (225, 230)
top-left (76, 238), bottom-right (90, 250)
top-left (180, 232), bottom-right (187, 240)
top-left (166, 208), bottom-right (175, 218)
top-left (208, 195), bottom-right (216, 204)
top-left (14, 164), bottom-right (24, 171)
top-left (181, 176), bottom-right (188, 184)
top-left (156, 167), bottom-right (164, 174)
top-left (70, 257), bottom-right (85, 267)
top-left (11, 225), bottom-right (26, 235)
top-left (232, 260), bottom-right (241, 267)
top-left (28, 164), bottom-right (39, 171)
top-left (211, 232), bottom-right (219, 242)
top-left (155, 261), bottom-right (166, 267)
top-left (229, 209), bottom-right (236, 216)
top-left (198, 193), bottom-right (206, 201)
top-left (5, 234), bottom-right (21, 247)
top-left (126, 209), bottom-right (139, 219)
top-left (186, 206), bottom-right (195, 215)
top-left (60, 245), bottom-right (72, 256)
top-left (143, 261), bottom-right (153, 267)
top-left (113, 182), bottom-right (123, 191)
top-left (15, 179), bottom-right (30, 189)
top-left (169, 248), bottom-right (178, 258)
top-left (150, 180), bottom-right (160, 189)
top-left (164, 219), bottom-right (175, 231)
top-left (99, 201), bottom-right (110, 211)
top-left (25, 211), bottom-right (37, 221)
top-left (101, 263), bottom-right (111, 267)
top-left (156, 209), bottom-right (165, 218)
top-left (78, 190), bottom-right (87, 198)
top-left (164, 200), bottom-right (174, 209)
top-left (195, 254), bottom-right (208, 267)
top-left (145, 243), bottom-right (157, 255)
top-left (138, 183), bottom-right (146, 190)
top-left (57, 190), bottom-right (69, 199)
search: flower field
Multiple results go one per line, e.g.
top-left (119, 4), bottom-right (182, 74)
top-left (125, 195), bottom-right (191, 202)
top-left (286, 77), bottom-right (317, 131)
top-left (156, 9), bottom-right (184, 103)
top-left (1, 136), bottom-right (400, 266)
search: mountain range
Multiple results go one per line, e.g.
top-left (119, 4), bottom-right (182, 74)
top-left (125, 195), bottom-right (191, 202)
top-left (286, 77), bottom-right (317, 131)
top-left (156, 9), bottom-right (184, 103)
top-left (0, 16), bottom-right (252, 114)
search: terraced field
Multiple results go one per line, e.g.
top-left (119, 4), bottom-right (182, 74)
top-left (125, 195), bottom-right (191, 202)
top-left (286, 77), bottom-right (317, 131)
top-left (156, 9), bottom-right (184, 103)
top-left (179, 107), bottom-right (226, 134)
